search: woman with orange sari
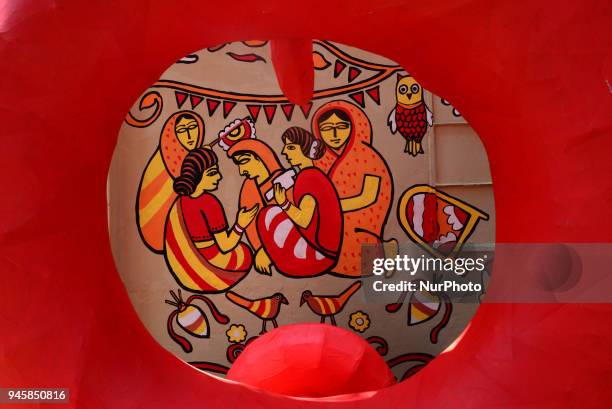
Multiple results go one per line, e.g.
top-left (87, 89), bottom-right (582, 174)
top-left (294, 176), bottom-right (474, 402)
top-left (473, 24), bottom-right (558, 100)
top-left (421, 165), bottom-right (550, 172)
top-left (227, 139), bottom-right (295, 274)
top-left (311, 100), bottom-right (393, 277)
top-left (136, 111), bottom-right (205, 253)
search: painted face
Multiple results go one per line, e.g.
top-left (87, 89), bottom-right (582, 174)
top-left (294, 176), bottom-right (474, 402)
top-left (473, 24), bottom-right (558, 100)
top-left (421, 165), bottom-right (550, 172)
top-left (396, 75), bottom-right (424, 105)
top-left (282, 142), bottom-right (309, 167)
top-left (192, 165), bottom-right (222, 196)
top-left (233, 152), bottom-right (268, 181)
top-left (174, 117), bottom-right (200, 150)
top-left (318, 113), bottom-right (351, 149)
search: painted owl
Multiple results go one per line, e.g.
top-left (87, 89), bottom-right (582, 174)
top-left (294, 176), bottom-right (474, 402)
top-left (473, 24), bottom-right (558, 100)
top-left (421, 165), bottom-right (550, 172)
top-left (387, 74), bottom-right (433, 156)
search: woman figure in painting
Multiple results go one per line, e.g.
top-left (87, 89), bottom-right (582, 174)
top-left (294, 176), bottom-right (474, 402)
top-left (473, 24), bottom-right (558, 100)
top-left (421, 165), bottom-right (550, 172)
top-left (163, 148), bottom-right (257, 293)
top-left (137, 111), bottom-right (205, 253)
top-left (255, 127), bottom-right (343, 278)
top-left (311, 100), bottom-right (394, 277)
top-left (227, 139), bottom-right (295, 274)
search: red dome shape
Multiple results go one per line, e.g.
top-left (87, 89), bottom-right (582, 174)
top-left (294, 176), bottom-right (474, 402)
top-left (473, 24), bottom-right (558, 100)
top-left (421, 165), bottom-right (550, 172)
top-left (226, 324), bottom-right (396, 397)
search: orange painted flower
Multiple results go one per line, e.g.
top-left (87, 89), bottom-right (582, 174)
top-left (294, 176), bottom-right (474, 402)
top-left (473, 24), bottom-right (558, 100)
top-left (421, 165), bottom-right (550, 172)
top-left (226, 324), bottom-right (247, 343)
top-left (349, 311), bottom-right (370, 333)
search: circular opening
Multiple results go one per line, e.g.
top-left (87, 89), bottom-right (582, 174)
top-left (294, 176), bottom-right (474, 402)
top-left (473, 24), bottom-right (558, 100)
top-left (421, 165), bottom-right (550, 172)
top-left (107, 40), bottom-right (495, 396)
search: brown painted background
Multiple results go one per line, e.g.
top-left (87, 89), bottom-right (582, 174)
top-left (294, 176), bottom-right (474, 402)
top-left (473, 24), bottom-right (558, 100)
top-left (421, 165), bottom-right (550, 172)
top-left (108, 41), bottom-right (495, 378)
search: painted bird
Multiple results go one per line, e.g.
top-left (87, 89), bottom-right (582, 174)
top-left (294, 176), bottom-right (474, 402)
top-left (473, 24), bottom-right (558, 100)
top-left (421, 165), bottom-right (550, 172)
top-left (388, 73), bottom-right (433, 156)
top-left (225, 291), bottom-right (288, 334)
top-left (300, 281), bottom-right (362, 325)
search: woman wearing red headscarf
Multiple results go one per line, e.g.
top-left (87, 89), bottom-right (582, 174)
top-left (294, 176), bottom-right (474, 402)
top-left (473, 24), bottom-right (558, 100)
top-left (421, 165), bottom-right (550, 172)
top-left (311, 100), bottom-right (393, 277)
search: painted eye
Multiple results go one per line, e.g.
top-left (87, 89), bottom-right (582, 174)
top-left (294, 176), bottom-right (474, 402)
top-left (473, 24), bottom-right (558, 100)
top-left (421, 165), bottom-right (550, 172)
top-left (411, 84), bottom-right (420, 93)
top-left (398, 84), bottom-right (408, 94)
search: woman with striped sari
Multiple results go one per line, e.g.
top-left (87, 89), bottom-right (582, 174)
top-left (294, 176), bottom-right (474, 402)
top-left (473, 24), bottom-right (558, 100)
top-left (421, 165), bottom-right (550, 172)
top-left (164, 148), bottom-right (257, 293)
top-left (136, 111), bottom-right (205, 253)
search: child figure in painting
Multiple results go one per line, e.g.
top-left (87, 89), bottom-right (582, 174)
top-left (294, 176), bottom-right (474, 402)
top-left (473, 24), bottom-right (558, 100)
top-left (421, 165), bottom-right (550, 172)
top-left (256, 127), bottom-right (343, 278)
top-left (173, 148), bottom-right (257, 274)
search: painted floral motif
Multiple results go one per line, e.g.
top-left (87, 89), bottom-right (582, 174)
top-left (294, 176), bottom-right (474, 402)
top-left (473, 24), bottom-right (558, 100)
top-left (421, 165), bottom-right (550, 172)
top-left (349, 311), bottom-right (370, 333)
top-left (226, 324), bottom-right (247, 343)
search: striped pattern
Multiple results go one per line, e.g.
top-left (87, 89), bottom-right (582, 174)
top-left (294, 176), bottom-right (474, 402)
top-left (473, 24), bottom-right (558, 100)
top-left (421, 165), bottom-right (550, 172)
top-left (226, 292), bottom-right (279, 319)
top-left (258, 205), bottom-right (330, 277)
top-left (199, 243), bottom-right (250, 271)
top-left (311, 297), bottom-right (343, 316)
top-left (304, 281), bottom-right (362, 316)
top-left (248, 298), bottom-right (275, 318)
top-left (406, 192), bottom-right (469, 250)
top-left (164, 200), bottom-right (248, 293)
top-left (177, 305), bottom-right (209, 337)
top-left (136, 112), bottom-right (204, 252)
top-left (138, 152), bottom-right (177, 251)
top-left (408, 290), bottom-right (441, 325)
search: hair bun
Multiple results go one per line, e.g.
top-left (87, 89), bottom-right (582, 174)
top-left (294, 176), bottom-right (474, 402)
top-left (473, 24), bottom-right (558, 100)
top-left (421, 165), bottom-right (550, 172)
top-left (173, 176), bottom-right (194, 196)
top-left (173, 147), bottom-right (219, 196)
top-left (282, 126), bottom-right (326, 160)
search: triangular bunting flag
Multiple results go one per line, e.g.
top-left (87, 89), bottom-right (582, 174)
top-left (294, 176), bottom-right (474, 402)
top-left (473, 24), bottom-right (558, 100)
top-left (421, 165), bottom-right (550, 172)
top-left (223, 101), bottom-right (236, 118)
top-left (281, 104), bottom-right (295, 121)
top-left (366, 86), bottom-right (381, 105)
top-left (247, 105), bottom-right (262, 122)
top-left (207, 99), bottom-right (220, 116)
top-left (263, 105), bottom-right (277, 124)
top-left (175, 91), bottom-right (188, 108)
top-left (348, 67), bottom-right (362, 82)
top-left (334, 60), bottom-right (347, 78)
top-left (190, 95), bottom-right (204, 109)
top-left (349, 91), bottom-right (365, 108)
top-left (299, 103), bottom-right (313, 118)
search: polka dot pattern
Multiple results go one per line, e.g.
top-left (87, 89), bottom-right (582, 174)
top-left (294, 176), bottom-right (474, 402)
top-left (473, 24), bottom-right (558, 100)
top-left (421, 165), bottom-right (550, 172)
top-left (312, 101), bottom-right (392, 277)
top-left (160, 111), bottom-right (205, 178)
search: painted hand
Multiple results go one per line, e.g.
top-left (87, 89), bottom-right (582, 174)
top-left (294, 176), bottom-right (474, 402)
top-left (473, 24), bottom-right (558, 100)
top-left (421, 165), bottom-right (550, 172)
top-left (237, 204), bottom-right (259, 228)
top-left (273, 183), bottom-right (287, 205)
top-left (254, 248), bottom-right (273, 275)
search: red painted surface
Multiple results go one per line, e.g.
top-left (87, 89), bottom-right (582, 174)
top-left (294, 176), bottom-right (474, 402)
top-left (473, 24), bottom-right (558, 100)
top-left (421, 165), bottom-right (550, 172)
top-left (226, 324), bottom-right (396, 397)
top-left (0, 0), bottom-right (611, 407)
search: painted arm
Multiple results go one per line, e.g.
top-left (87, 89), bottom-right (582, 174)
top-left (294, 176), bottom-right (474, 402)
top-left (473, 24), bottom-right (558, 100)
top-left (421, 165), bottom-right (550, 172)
top-left (213, 230), bottom-right (242, 253)
top-left (213, 204), bottom-right (259, 253)
top-left (341, 175), bottom-right (381, 212)
top-left (286, 195), bottom-right (316, 229)
top-left (274, 183), bottom-right (316, 229)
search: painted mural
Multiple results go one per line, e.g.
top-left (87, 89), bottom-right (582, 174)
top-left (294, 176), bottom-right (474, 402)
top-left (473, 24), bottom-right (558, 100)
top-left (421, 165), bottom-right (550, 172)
top-left (108, 40), bottom-right (495, 382)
